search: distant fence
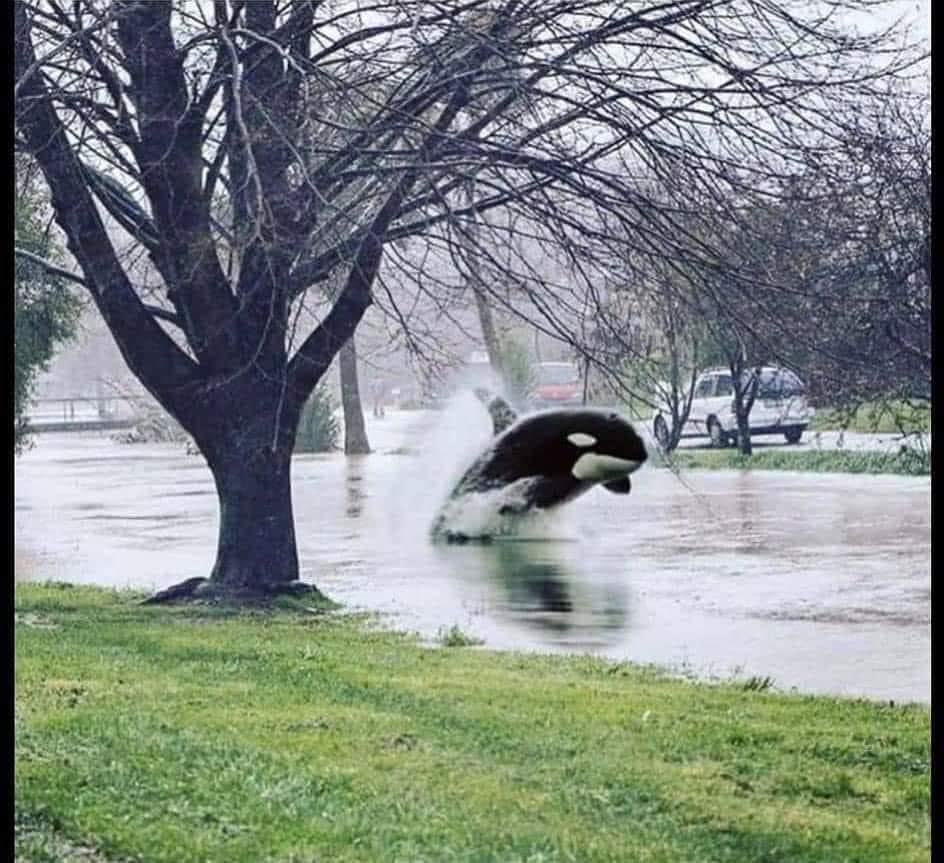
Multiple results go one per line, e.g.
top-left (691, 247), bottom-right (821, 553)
top-left (25, 395), bottom-right (147, 433)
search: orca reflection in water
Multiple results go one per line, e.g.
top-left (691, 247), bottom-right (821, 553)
top-left (432, 537), bottom-right (630, 644)
top-left (431, 390), bottom-right (647, 541)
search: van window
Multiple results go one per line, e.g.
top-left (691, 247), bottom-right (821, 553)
top-left (778, 370), bottom-right (806, 396)
top-left (751, 368), bottom-right (806, 398)
top-left (714, 374), bottom-right (733, 397)
top-left (694, 377), bottom-right (715, 398)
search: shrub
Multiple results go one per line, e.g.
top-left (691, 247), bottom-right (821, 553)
top-left (295, 384), bottom-right (340, 453)
top-left (500, 336), bottom-right (537, 408)
top-left (15, 187), bottom-right (81, 454)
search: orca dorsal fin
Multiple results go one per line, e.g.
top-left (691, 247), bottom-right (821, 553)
top-left (473, 388), bottom-right (518, 435)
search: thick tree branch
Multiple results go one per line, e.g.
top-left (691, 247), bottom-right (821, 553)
top-left (15, 3), bottom-right (199, 420)
top-left (15, 246), bottom-right (184, 328)
top-left (114, 0), bottom-right (239, 367)
top-left (286, 79), bottom-right (474, 401)
top-left (15, 245), bottom-right (85, 287)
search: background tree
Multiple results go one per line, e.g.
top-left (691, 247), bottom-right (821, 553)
top-left (15, 0), bottom-right (923, 601)
top-left (14, 167), bottom-right (81, 454)
top-left (497, 333), bottom-right (536, 409)
top-left (592, 248), bottom-right (706, 452)
top-left (628, 87), bottom-right (930, 456)
top-left (685, 227), bottom-right (773, 455)
top-left (687, 90), bottom-right (931, 447)
top-left (781, 94), bottom-right (931, 413)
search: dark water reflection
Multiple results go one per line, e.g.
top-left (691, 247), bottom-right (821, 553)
top-left (432, 541), bottom-right (630, 645)
top-left (14, 409), bottom-right (931, 704)
top-left (344, 457), bottom-right (366, 520)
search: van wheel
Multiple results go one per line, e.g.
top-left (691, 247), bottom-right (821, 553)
top-left (708, 417), bottom-right (728, 448)
top-left (784, 427), bottom-right (803, 444)
top-left (653, 415), bottom-right (671, 449)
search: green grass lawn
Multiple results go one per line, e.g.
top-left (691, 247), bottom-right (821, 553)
top-left (16, 583), bottom-right (929, 863)
top-left (660, 447), bottom-right (930, 476)
top-left (809, 401), bottom-right (930, 434)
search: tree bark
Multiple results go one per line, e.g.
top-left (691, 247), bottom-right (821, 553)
top-left (731, 360), bottom-right (757, 456)
top-left (207, 439), bottom-right (300, 589)
top-left (160, 370), bottom-right (309, 599)
top-left (473, 284), bottom-right (504, 375)
top-left (338, 337), bottom-right (371, 454)
top-left (465, 180), bottom-right (505, 379)
top-left (735, 410), bottom-right (753, 456)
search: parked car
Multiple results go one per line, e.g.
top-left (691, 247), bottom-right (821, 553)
top-left (529, 361), bottom-right (583, 409)
top-left (652, 366), bottom-right (814, 448)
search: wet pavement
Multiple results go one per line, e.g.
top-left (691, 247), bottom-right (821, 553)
top-left (15, 402), bottom-right (930, 704)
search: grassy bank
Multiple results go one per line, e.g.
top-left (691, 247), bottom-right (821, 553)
top-left (662, 447), bottom-right (930, 476)
top-left (15, 583), bottom-right (929, 863)
top-left (809, 401), bottom-right (930, 434)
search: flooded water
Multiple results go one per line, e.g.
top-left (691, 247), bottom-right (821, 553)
top-left (15, 399), bottom-right (931, 704)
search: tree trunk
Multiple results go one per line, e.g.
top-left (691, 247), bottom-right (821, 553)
top-left (208, 443), bottom-right (300, 589)
top-left (473, 284), bottom-right (504, 376)
top-left (139, 374), bottom-right (344, 605)
top-left (339, 337), bottom-right (371, 454)
top-left (138, 377), bottom-right (326, 604)
top-left (465, 180), bottom-right (505, 379)
top-left (735, 410), bottom-right (753, 455)
top-left (668, 413), bottom-right (683, 452)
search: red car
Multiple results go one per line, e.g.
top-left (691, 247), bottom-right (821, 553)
top-left (529, 362), bottom-right (583, 409)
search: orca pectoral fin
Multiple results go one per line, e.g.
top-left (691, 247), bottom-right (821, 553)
top-left (603, 477), bottom-right (631, 495)
top-left (498, 502), bottom-right (528, 516)
top-left (496, 475), bottom-right (581, 517)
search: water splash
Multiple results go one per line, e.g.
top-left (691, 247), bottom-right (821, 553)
top-left (388, 391), bottom-right (494, 540)
top-left (431, 483), bottom-right (569, 542)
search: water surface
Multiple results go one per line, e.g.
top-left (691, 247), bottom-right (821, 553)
top-left (15, 403), bottom-right (930, 703)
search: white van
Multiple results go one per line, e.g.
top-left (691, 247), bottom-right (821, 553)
top-left (652, 366), bottom-right (814, 447)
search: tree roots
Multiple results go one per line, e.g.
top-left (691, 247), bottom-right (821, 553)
top-left (141, 577), bottom-right (331, 608)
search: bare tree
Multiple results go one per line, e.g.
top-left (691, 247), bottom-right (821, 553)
top-left (590, 245), bottom-right (705, 451)
top-left (15, 0), bottom-right (923, 601)
top-left (782, 92), bottom-right (931, 410)
top-left (682, 88), bottom-right (931, 447)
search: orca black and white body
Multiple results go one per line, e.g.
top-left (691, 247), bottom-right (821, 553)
top-left (431, 391), bottom-right (647, 541)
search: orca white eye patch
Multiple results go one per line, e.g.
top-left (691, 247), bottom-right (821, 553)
top-left (567, 432), bottom-right (597, 447)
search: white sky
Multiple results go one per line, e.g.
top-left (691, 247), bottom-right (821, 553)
top-left (853, 0), bottom-right (930, 44)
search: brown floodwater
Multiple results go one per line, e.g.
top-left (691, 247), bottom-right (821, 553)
top-left (15, 401), bottom-right (930, 703)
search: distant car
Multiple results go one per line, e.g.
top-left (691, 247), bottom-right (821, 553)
top-left (529, 361), bottom-right (583, 409)
top-left (652, 366), bottom-right (814, 448)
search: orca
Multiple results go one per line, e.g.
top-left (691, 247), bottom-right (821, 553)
top-left (431, 390), bottom-right (647, 541)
